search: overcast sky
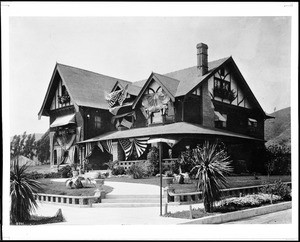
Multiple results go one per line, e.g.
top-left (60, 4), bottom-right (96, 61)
top-left (4, 3), bottom-right (295, 137)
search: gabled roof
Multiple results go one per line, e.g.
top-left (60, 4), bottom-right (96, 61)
top-left (165, 57), bottom-right (230, 96)
top-left (132, 72), bottom-right (180, 108)
top-left (132, 57), bottom-right (230, 98)
top-left (111, 81), bottom-right (141, 96)
top-left (38, 63), bottom-right (137, 117)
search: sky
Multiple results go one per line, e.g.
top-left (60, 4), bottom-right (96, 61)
top-left (3, 3), bottom-right (296, 138)
top-left (7, 16), bottom-right (293, 137)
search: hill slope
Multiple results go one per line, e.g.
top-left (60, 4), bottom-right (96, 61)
top-left (264, 107), bottom-right (291, 148)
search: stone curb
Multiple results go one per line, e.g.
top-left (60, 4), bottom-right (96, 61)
top-left (179, 201), bottom-right (292, 224)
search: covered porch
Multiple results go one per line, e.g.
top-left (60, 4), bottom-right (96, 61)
top-left (76, 122), bottom-right (264, 172)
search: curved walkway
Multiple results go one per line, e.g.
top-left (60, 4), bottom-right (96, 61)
top-left (50, 178), bottom-right (161, 195)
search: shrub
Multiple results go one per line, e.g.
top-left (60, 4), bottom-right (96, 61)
top-left (261, 180), bottom-right (291, 201)
top-left (44, 172), bottom-right (61, 179)
top-left (127, 161), bottom-right (153, 179)
top-left (59, 165), bottom-right (72, 178)
top-left (111, 166), bottom-right (126, 176)
top-left (104, 160), bottom-right (119, 170)
top-left (26, 171), bottom-right (44, 180)
top-left (265, 144), bottom-right (291, 175)
top-left (233, 160), bottom-right (249, 174)
top-left (147, 147), bottom-right (159, 175)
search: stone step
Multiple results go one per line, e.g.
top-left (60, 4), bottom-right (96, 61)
top-left (101, 197), bottom-right (163, 203)
top-left (93, 202), bottom-right (164, 208)
top-left (105, 194), bottom-right (161, 199)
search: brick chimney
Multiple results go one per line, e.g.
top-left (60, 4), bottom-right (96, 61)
top-left (197, 43), bottom-right (208, 75)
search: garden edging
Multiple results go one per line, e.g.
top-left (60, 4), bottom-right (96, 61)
top-left (179, 201), bottom-right (292, 224)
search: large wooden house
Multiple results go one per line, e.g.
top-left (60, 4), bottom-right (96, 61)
top-left (38, 43), bottom-right (272, 173)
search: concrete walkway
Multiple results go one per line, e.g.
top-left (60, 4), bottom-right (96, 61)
top-left (34, 179), bottom-right (204, 225)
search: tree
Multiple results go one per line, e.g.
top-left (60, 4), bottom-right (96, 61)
top-left (265, 144), bottom-right (291, 175)
top-left (10, 132), bottom-right (37, 160)
top-left (190, 141), bottom-right (233, 213)
top-left (35, 131), bottom-right (50, 163)
top-left (10, 160), bottom-right (43, 224)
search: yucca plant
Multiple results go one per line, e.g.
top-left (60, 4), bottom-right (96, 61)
top-left (10, 159), bottom-right (44, 224)
top-left (190, 142), bottom-right (233, 212)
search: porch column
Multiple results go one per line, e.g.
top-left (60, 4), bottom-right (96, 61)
top-left (49, 131), bottom-right (55, 167)
top-left (112, 141), bottom-right (119, 161)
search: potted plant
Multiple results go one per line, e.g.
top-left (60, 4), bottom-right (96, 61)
top-left (163, 170), bottom-right (174, 186)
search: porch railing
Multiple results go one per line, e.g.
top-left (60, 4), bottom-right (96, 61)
top-left (117, 158), bottom-right (178, 170)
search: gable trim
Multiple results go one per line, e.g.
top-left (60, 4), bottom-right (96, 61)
top-left (132, 73), bottom-right (175, 109)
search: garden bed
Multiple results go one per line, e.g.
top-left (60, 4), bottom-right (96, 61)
top-left (38, 178), bottom-right (113, 196)
top-left (164, 193), bottom-right (287, 220)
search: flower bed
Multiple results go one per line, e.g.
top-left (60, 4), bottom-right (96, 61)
top-left (164, 193), bottom-right (285, 220)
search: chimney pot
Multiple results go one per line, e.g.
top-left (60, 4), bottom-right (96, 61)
top-left (197, 43), bottom-right (208, 75)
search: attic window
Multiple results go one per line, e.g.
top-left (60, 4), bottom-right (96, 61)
top-left (248, 118), bottom-right (257, 127)
top-left (220, 67), bottom-right (225, 76)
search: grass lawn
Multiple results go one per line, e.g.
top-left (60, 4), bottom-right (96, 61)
top-left (37, 178), bottom-right (114, 196)
top-left (26, 164), bottom-right (52, 174)
top-left (107, 175), bottom-right (291, 192)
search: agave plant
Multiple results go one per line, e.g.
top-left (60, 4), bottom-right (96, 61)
top-left (190, 142), bottom-right (233, 213)
top-left (10, 159), bottom-right (44, 224)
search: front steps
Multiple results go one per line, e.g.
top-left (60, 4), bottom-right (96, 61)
top-left (95, 194), bottom-right (167, 208)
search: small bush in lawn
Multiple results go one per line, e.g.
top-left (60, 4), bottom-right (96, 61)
top-left (111, 166), bottom-right (126, 176)
top-left (127, 161), bottom-right (152, 179)
top-left (44, 172), bottom-right (61, 179)
top-left (59, 165), bottom-right (72, 178)
top-left (26, 171), bottom-right (44, 180)
top-left (261, 179), bottom-right (291, 201)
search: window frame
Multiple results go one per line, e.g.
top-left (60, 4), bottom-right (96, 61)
top-left (94, 115), bottom-right (102, 129)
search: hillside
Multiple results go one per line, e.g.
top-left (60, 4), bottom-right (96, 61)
top-left (264, 107), bottom-right (291, 148)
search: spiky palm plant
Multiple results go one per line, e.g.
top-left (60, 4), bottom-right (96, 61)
top-left (10, 159), bottom-right (43, 224)
top-left (190, 142), bottom-right (233, 213)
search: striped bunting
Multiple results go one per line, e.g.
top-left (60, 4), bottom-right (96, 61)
top-left (119, 138), bottom-right (133, 160)
top-left (132, 137), bottom-right (149, 158)
top-left (119, 137), bottom-right (150, 160)
top-left (101, 140), bottom-right (113, 154)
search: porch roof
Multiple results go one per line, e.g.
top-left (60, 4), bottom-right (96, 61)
top-left (77, 122), bottom-right (264, 144)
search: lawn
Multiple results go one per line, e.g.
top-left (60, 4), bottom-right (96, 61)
top-left (37, 178), bottom-right (114, 196)
top-left (106, 175), bottom-right (291, 192)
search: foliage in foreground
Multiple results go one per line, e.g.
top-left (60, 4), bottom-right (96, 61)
top-left (10, 160), bottom-right (44, 224)
top-left (190, 141), bottom-right (233, 212)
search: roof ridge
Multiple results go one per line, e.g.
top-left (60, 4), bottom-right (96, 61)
top-left (56, 62), bottom-right (133, 84)
top-left (152, 72), bottom-right (181, 83)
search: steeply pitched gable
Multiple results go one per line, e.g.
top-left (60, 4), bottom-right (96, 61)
top-left (38, 63), bottom-right (134, 118)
